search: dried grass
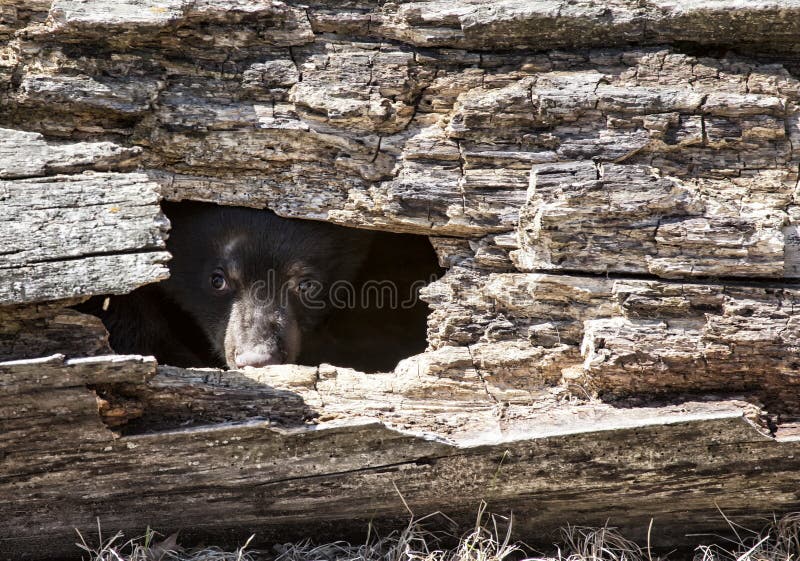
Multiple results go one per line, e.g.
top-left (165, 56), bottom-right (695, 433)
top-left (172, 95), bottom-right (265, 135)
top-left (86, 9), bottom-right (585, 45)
top-left (531, 525), bottom-right (649, 561)
top-left (75, 520), bottom-right (257, 561)
top-left (693, 512), bottom-right (800, 561)
top-left (74, 507), bottom-right (800, 561)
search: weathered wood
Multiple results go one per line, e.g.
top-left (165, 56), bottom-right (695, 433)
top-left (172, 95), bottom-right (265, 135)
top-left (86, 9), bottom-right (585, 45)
top-left (5, 1), bottom-right (800, 559)
top-left (423, 268), bottom-right (800, 414)
top-left (0, 172), bottom-right (170, 304)
top-left (2, 354), bottom-right (798, 560)
top-left (0, 0), bottom-right (49, 41)
top-left (0, 299), bottom-right (110, 361)
top-left (0, 128), bottom-right (141, 179)
top-left (2, 252), bottom-right (170, 306)
top-left (365, 1), bottom-right (800, 52)
top-left (516, 162), bottom-right (800, 278)
top-left (27, 0), bottom-right (800, 53)
top-left (112, 351), bottom-right (562, 433)
top-left (113, 365), bottom-right (318, 431)
top-left (0, 353), bottom-right (155, 392)
top-left (0, 354), bottom-right (155, 449)
top-left (5, 2), bottom-right (800, 249)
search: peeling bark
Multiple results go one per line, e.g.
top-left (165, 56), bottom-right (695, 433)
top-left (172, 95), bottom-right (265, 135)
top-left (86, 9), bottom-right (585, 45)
top-left (3, 1), bottom-right (800, 559)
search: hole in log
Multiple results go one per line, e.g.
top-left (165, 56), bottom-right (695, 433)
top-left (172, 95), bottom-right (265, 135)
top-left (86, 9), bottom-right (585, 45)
top-left (77, 201), bottom-right (444, 373)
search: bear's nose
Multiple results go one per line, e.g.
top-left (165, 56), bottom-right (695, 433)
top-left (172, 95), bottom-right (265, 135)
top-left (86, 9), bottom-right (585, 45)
top-left (234, 351), bottom-right (281, 369)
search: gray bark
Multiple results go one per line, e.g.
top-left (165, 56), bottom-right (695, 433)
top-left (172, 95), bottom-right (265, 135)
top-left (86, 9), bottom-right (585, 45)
top-left (3, 0), bottom-right (800, 558)
top-left (0, 133), bottom-right (170, 304)
top-left (3, 354), bottom-right (799, 558)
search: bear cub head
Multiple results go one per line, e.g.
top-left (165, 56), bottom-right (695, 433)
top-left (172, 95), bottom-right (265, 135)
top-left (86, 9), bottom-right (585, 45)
top-left (162, 202), bottom-right (371, 369)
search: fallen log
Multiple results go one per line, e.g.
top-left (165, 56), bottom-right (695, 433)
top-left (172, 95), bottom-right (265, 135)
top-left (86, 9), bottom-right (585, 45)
top-left (3, 1), bottom-right (800, 559)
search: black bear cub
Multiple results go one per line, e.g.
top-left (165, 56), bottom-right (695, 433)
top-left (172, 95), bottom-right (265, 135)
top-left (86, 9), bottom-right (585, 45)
top-left (87, 202), bottom-right (372, 369)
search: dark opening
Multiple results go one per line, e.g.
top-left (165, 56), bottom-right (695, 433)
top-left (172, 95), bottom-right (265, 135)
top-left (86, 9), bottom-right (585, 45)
top-left (77, 201), bottom-right (444, 373)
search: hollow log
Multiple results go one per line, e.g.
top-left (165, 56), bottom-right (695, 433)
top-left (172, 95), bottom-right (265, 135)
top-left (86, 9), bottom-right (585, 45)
top-left (3, 1), bottom-right (800, 559)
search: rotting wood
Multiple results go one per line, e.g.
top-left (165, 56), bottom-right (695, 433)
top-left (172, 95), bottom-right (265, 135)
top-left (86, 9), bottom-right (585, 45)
top-left (516, 162), bottom-right (800, 279)
top-left (1, 354), bottom-right (797, 559)
top-left (423, 268), bottom-right (800, 414)
top-left (0, 354), bottom-right (155, 450)
top-left (0, 171), bottom-right (170, 305)
top-left (106, 365), bottom-right (319, 431)
top-left (0, 299), bottom-right (110, 361)
top-left (0, 127), bottom-right (141, 179)
top-left (4, 1), bottom-right (800, 559)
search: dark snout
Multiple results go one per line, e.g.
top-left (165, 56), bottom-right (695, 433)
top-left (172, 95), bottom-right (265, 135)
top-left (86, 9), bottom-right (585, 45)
top-left (224, 298), bottom-right (301, 369)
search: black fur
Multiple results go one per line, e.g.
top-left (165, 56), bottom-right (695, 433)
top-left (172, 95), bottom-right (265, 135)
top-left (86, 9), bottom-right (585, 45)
top-left (82, 202), bottom-right (372, 369)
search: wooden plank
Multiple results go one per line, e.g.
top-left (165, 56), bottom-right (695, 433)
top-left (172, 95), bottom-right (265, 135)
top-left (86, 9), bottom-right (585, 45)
top-left (0, 172), bottom-right (170, 305)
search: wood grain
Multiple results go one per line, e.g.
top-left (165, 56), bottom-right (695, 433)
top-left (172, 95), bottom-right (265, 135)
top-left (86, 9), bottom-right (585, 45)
top-left (3, 1), bottom-right (800, 559)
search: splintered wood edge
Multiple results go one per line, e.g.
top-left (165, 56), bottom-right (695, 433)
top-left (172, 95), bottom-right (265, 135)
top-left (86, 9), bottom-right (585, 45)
top-left (121, 405), bottom-right (764, 447)
top-left (0, 251), bottom-right (172, 306)
top-left (147, 362), bottom-right (775, 445)
top-left (451, 406), bottom-right (763, 446)
top-left (1, 353), bottom-right (775, 448)
top-left (0, 353), bottom-right (157, 389)
top-left (3, 353), bottom-right (797, 559)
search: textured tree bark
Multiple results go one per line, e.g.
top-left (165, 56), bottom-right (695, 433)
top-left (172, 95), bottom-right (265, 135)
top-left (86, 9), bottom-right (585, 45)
top-left (3, 1), bottom-right (800, 559)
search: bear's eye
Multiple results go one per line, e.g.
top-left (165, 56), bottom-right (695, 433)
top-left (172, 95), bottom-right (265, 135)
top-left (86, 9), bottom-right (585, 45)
top-left (210, 270), bottom-right (228, 291)
top-left (294, 278), bottom-right (323, 300)
top-left (297, 278), bottom-right (316, 295)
